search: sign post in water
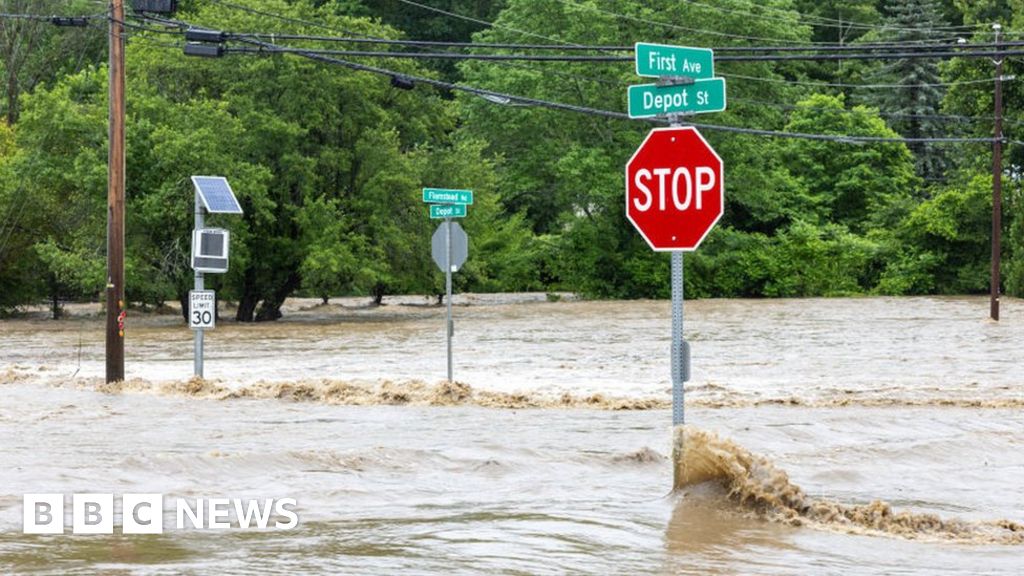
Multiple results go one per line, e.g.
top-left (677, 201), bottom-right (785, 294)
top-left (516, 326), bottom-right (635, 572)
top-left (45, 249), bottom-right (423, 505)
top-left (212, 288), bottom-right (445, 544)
top-left (627, 126), bottom-right (723, 430)
top-left (627, 45), bottom-right (725, 489)
top-left (423, 188), bottom-right (472, 382)
top-left (189, 176), bottom-right (243, 379)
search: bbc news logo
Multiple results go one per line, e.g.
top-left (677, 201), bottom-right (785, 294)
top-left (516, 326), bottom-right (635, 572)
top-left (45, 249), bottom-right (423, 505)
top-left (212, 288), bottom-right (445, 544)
top-left (23, 494), bottom-right (298, 534)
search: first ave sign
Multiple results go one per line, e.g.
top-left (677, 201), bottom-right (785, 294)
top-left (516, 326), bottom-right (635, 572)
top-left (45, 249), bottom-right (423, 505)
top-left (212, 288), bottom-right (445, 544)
top-left (625, 127), bottom-right (724, 251)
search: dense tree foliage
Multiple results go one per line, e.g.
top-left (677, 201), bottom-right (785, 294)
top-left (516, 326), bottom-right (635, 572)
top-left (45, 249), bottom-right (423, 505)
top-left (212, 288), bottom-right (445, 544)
top-left (0, 0), bottom-right (1021, 318)
top-left (0, 0), bottom-right (104, 125)
top-left (865, 0), bottom-right (951, 181)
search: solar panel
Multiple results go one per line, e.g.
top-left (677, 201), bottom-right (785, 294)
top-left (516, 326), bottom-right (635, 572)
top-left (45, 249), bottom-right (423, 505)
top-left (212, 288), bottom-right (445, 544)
top-left (191, 176), bottom-right (243, 214)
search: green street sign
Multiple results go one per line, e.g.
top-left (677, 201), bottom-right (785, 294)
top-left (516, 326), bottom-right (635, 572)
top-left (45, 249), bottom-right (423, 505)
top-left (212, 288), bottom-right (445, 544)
top-left (430, 204), bottom-right (467, 219)
top-left (635, 43), bottom-right (714, 79)
top-left (423, 188), bottom-right (474, 205)
top-left (627, 77), bottom-right (726, 119)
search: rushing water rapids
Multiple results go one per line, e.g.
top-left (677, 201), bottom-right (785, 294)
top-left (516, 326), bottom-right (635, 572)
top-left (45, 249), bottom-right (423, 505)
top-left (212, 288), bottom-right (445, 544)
top-left (672, 426), bottom-right (1023, 545)
top-left (1, 295), bottom-right (1022, 574)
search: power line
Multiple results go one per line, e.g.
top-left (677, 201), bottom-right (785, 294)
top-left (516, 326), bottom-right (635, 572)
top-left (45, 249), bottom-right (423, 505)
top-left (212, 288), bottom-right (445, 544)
top-left (552, 0), bottom-right (984, 45)
top-left (226, 36), bottom-right (1000, 146)
top-left (175, 30), bottom-right (1017, 129)
top-left (399, 0), bottom-right (1003, 53)
top-left (681, 0), bottom-right (984, 35)
top-left (25, 10), bottom-right (1024, 62)
top-left (0, 11), bottom-right (104, 22)
top-left (730, 96), bottom-right (1024, 127)
top-left (134, 40), bottom-right (1024, 134)
top-left (705, 40), bottom-right (1024, 53)
top-left (130, 9), bottom-right (631, 90)
top-left (117, 17), bottom-right (185, 36)
top-left (151, 28), bottom-right (1024, 54)
top-left (156, 18), bottom-right (1024, 59)
top-left (224, 46), bottom-right (627, 61)
top-left (722, 71), bottom-right (1008, 89)
top-left (0, 11), bottom-right (71, 21)
top-left (219, 45), bottom-right (1024, 63)
top-left (123, 10), bottom-right (1012, 146)
top-left (714, 49), bottom-right (1024, 61)
top-left (226, 33), bottom-right (625, 51)
top-left (207, 41), bottom-right (1018, 88)
top-left (142, 15), bottom-right (1024, 64)
top-left (129, 7), bottom-right (1022, 96)
top-left (149, 3), bottom-right (1023, 55)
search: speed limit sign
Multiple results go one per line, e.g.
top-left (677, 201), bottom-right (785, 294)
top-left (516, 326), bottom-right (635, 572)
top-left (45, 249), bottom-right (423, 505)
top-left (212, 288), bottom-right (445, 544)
top-left (189, 290), bottom-right (216, 330)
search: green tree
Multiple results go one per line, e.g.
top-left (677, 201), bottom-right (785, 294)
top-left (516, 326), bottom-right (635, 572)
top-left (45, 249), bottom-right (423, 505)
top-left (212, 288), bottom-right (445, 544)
top-left (4, 68), bottom-right (108, 318)
top-left (879, 174), bottom-right (994, 294)
top-left (951, 0), bottom-right (1013, 26)
top-left (793, 0), bottom-right (880, 45)
top-left (0, 120), bottom-right (42, 313)
top-left (458, 0), bottom-right (811, 296)
top-left (677, 93), bottom-right (913, 299)
top-left (780, 93), bottom-right (918, 234)
top-left (0, 0), bottom-right (104, 125)
top-left (865, 0), bottom-right (952, 181)
top-left (941, 3), bottom-right (1022, 296)
top-left (126, 91), bottom-right (272, 317)
top-left (330, 0), bottom-right (508, 81)
top-left (124, 0), bottom-right (465, 319)
top-left (414, 136), bottom-right (542, 296)
top-left (296, 196), bottom-right (360, 304)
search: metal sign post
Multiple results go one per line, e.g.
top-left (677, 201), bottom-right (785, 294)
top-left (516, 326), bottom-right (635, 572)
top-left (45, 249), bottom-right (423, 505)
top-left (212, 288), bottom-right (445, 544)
top-left (625, 110), bottom-right (723, 425)
top-left (667, 117), bottom-right (690, 427)
top-left (670, 251), bottom-right (689, 426)
top-left (425, 189), bottom-right (471, 382)
top-left (446, 218), bottom-right (454, 382)
top-left (189, 176), bottom-right (243, 379)
top-left (431, 219), bottom-right (468, 382)
top-left (626, 50), bottom-right (725, 488)
top-left (194, 188), bottom-right (205, 378)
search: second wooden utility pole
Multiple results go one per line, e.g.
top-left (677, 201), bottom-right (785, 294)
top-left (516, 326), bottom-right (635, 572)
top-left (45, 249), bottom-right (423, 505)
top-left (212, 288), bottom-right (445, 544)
top-left (106, 0), bottom-right (126, 382)
top-left (991, 23), bottom-right (1004, 322)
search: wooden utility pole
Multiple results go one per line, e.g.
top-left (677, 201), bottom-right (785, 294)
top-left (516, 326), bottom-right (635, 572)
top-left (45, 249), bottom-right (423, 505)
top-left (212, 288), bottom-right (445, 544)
top-left (106, 0), bottom-right (126, 382)
top-left (991, 23), bottom-right (1003, 322)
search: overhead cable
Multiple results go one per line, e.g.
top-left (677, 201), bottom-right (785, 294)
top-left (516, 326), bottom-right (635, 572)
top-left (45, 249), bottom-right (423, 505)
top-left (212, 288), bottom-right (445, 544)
top-left (221, 45), bottom-right (1024, 63)
top-left (229, 36), bottom-right (1001, 146)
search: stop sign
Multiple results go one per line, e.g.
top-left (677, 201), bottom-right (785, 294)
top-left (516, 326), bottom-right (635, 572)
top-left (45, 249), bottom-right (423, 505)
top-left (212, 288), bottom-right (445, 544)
top-left (625, 127), bottom-right (724, 251)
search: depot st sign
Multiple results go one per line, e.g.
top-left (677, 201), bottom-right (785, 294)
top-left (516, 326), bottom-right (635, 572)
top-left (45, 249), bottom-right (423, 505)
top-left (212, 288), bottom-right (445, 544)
top-left (625, 127), bottom-right (724, 251)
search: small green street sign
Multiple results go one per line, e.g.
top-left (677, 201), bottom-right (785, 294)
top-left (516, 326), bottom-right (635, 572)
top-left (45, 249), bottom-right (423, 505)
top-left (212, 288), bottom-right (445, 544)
top-left (627, 77), bottom-right (726, 119)
top-left (430, 204), bottom-right (467, 219)
top-left (635, 43), bottom-right (714, 79)
top-left (423, 188), bottom-right (474, 205)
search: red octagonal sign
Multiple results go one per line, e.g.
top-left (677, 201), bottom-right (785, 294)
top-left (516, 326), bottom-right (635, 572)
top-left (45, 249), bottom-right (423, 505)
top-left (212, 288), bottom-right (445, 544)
top-left (626, 127), bottom-right (724, 251)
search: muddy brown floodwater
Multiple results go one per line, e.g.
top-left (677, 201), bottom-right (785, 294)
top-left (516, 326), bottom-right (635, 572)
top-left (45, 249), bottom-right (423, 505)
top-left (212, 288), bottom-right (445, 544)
top-left (1, 295), bottom-right (1022, 574)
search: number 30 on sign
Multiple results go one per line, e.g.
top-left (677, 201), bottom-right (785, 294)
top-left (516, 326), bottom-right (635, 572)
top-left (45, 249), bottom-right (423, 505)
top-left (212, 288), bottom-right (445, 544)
top-left (189, 290), bottom-right (216, 330)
